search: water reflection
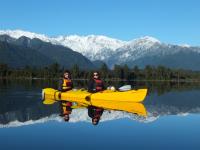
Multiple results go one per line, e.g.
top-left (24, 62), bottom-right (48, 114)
top-left (59, 101), bottom-right (73, 122)
top-left (49, 100), bottom-right (147, 125)
top-left (1, 79), bottom-right (200, 127)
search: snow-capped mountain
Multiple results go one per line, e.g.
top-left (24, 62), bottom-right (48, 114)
top-left (111, 36), bottom-right (162, 62)
top-left (0, 30), bottom-right (126, 60)
top-left (107, 40), bottom-right (200, 70)
top-left (126, 36), bottom-right (161, 49)
top-left (1, 29), bottom-right (200, 70)
top-left (0, 30), bottom-right (163, 61)
top-left (0, 30), bottom-right (167, 61)
top-left (52, 35), bottom-right (126, 60)
top-left (0, 30), bottom-right (51, 42)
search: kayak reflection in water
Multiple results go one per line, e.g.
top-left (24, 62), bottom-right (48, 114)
top-left (58, 70), bottom-right (74, 122)
top-left (59, 101), bottom-right (73, 122)
top-left (88, 106), bottom-right (104, 125)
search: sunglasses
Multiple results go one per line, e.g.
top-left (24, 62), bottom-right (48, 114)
top-left (93, 74), bottom-right (98, 76)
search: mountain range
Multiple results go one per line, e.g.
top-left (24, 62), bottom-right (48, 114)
top-left (1, 30), bottom-right (200, 70)
top-left (0, 33), bottom-right (94, 69)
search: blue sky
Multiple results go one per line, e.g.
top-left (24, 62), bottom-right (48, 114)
top-left (0, 0), bottom-right (200, 45)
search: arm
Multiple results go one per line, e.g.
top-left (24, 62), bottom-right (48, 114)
top-left (58, 79), bottom-right (63, 91)
top-left (88, 80), bottom-right (96, 93)
top-left (71, 82), bottom-right (74, 89)
top-left (102, 81), bottom-right (106, 90)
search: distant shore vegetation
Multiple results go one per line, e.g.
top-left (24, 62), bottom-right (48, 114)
top-left (0, 63), bottom-right (200, 81)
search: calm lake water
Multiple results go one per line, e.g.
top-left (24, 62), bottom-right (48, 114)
top-left (1, 79), bottom-right (200, 150)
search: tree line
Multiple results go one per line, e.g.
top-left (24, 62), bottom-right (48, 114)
top-left (1, 63), bottom-right (200, 81)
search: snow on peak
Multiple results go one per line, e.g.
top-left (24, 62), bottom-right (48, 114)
top-left (118, 36), bottom-right (161, 55)
top-left (128, 36), bottom-right (161, 48)
top-left (114, 36), bottom-right (162, 63)
top-left (139, 36), bottom-right (161, 43)
top-left (0, 29), bottom-right (163, 61)
top-left (53, 34), bottom-right (126, 53)
top-left (51, 34), bottom-right (127, 60)
top-left (180, 44), bottom-right (191, 48)
top-left (0, 29), bottom-right (51, 42)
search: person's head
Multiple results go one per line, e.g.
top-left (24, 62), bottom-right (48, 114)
top-left (92, 117), bottom-right (100, 125)
top-left (63, 114), bottom-right (70, 122)
top-left (93, 71), bottom-right (100, 79)
top-left (63, 70), bottom-right (71, 79)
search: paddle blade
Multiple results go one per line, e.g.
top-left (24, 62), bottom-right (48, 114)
top-left (118, 85), bottom-right (132, 91)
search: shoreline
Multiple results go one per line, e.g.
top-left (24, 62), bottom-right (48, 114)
top-left (0, 78), bottom-right (200, 83)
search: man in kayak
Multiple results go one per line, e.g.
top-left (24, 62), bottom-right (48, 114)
top-left (87, 71), bottom-right (105, 125)
top-left (88, 106), bottom-right (104, 125)
top-left (88, 71), bottom-right (105, 93)
top-left (58, 70), bottom-right (74, 121)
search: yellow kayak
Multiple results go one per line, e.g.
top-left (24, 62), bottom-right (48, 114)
top-left (42, 88), bottom-right (147, 116)
top-left (42, 88), bottom-right (147, 104)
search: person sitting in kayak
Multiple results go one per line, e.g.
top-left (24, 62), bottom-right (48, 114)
top-left (88, 71), bottom-right (105, 93)
top-left (58, 70), bottom-right (73, 121)
top-left (58, 70), bottom-right (73, 92)
top-left (88, 106), bottom-right (104, 125)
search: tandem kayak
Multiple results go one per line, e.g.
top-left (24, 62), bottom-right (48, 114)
top-left (42, 88), bottom-right (148, 104)
top-left (43, 97), bottom-right (147, 117)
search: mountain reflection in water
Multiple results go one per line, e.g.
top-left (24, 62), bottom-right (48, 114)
top-left (1, 79), bottom-right (200, 127)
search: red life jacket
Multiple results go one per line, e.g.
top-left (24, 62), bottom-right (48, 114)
top-left (94, 79), bottom-right (103, 92)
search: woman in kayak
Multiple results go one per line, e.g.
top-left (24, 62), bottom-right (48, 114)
top-left (58, 70), bottom-right (73, 92)
top-left (58, 70), bottom-right (74, 122)
top-left (88, 106), bottom-right (104, 125)
top-left (88, 71), bottom-right (105, 93)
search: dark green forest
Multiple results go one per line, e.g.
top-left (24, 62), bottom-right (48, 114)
top-left (1, 63), bottom-right (200, 81)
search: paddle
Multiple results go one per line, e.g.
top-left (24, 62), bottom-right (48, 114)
top-left (85, 85), bottom-right (132, 102)
top-left (118, 85), bottom-right (132, 91)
